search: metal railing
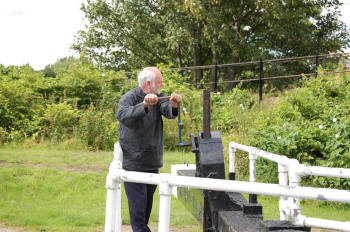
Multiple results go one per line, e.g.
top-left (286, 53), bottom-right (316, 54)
top-left (229, 141), bottom-right (350, 231)
top-left (104, 142), bottom-right (350, 232)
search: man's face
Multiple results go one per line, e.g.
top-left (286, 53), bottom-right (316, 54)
top-left (151, 73), bottom-right (163, 94)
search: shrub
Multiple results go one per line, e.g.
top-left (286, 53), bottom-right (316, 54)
top-left (248, 72), bottom-right (350, 189)
top-left (39, 102), bottom-right (81, 141)
top-left (77, 105), bottom-right (119, 150)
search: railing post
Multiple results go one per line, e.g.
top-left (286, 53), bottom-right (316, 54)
top-left (322, 56), bottom-right (326, 70)
top-left (105, 174), bottom-right (121, 232)
top-left (158, 177), bottom-right (173, 232)
top-left (104, 142), bottom-right (123, 232)
top-left (278, 164), bottom-right (289, 220)
top-left (259, 57), bottom-right (263, 102)
top-left (289, 159), bottom-right (302, 223)
top-left (315, 51), bottom-right (319, 77)
top-left (203, 90), bottom-right (211, 139)
top-left (214, 62), bottom-right (218, 92)
top-left (229, 145), bottom-right (236, 180)
top-left (249, 151), bottom-right (258, 204)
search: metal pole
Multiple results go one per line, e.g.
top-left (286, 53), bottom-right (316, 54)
top-left (158, 179), bottom-right (172, 232)
top-left (229, 145), bottom-right (236, 180)
top-left (214, 62), bottom-right (218, 92)
top-left (203, 90), bottom-right (211, 139)
top-left (278, 164), bottom-right (289, 220)
top-left (249, 152), bottom-right (258, 204)
top-left (105, 175), bottom-right (118, 232)
top-left (259, 57), bottom-right (263, 102)
top-left (115, 183), bottom-right (122, 232)
top-left (289, 160), bottom-right (302, 222)
top-left (315, 51), bottom-right (319, 77)
top-left (322, 56), bottom-right (326, 70)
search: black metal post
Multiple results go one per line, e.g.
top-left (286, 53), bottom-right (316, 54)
top-left (315, 51), bottom-right (319, 77)
top-left (249, 194), bottom-right (258, 204)
top-left (259, 57), bottom-right (263, 102)
top-left (322, 56), bottom-right (326, 70)
top-left (214, 62), bottom-right (218, 92)
top-left (203, 90), bottom-right (211, 139)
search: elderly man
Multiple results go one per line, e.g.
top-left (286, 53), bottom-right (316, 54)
top-left (117, 67), bottom-right (182, 232)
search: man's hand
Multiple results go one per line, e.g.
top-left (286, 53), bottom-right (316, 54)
top-left (170, 93), bottom-right (182, 108)
top-left (143, 93), bottom-right (158, 108)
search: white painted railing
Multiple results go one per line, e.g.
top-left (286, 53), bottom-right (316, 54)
top-left (229, 141), bottom-right (350, 231)
top-left (105, 142), bottom-right (350, 232)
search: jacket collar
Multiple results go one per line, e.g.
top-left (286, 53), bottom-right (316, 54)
top-left (135, 86), bottom-right (146, 99)
top-left (135, 86), bottom-right (163, 98)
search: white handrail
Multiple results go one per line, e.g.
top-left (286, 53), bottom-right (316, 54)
top-left (105, 142), bottom-right (350, 232)
top-left (229, 141), bottom-right (350, 231)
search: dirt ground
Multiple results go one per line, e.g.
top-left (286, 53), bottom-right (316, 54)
top-left (0, 223), bottom-right (340, 232)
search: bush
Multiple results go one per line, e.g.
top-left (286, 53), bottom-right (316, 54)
top-left (0, 69), bottom-right (44, 140)
top-left (248, 71), bottom-right (350, 189)
top-left (39, 102), bottom-right (81, 141)
top-left (77, 105), bottom-right (119, 150)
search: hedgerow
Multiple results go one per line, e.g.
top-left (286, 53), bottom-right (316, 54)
top-left (248, 70), bottom-right (350, 189)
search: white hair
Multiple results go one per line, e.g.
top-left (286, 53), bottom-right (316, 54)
top-left (138, 69), bottom-right (156, 88)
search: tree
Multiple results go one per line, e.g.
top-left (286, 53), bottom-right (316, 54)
top-left (73, 0), bottom-right (350, 86)
top-left (43, 65), bottom-right (56, 78)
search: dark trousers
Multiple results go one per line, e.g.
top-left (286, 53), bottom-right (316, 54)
top-left (124, 169), bottom-right (158, 232)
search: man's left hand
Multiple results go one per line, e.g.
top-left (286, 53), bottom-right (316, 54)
top-left (170, 93), bottom-right (182, 108)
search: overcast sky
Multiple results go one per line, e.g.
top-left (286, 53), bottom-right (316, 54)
top-left (0, 0), bottom-right (349, 71)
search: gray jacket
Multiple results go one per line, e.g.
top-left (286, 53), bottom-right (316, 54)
top-left (117, 87), bottom-right (178, 171)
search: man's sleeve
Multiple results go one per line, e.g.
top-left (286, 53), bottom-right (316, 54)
top-left (117, 96), bottom-right (147, 126)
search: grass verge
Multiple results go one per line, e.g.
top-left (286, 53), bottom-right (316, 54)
top-left (0, 146), bottom-right (199, 232)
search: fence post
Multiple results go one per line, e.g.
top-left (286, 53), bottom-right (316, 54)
top-left (278, 164), bottom-right (289, 221)
top-left (214, 62), bottom-right (218, 92)
top-left (158, 177), bottom-right (173, 232)
top-left (259, 57), bottom-right (263, 102)
top-left (322, 56), bottom-right (326, 70)
top-left (249, 152), bottom-right (258, 204)
top-left (315, 51), bottom-right (319, 77)
top-left (203, 89), bottom-right (211, 139)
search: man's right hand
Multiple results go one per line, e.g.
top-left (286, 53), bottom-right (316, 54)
top-left (143, 94), bottom-right (158, 108)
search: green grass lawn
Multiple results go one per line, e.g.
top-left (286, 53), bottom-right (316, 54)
top-left (0, 145), bottom-right (349, 231)
top-left (0, 145), bottom-right (199, 231)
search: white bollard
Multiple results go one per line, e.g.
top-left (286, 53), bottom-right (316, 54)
top-left (158, 176), bottom-right (173, 232)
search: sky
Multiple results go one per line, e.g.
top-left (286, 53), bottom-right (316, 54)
top-left (0, 0), bottom-right (349, 71)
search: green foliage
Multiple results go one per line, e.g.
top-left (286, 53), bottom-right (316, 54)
top-left (248, 71), bottom-right (350, 188)
top-left (43, 64), bottom-right (57, 78)
top-left (1, 61), bottom-right (349, 191)
top-left (0, 67), bottom-right (44, 140)
top-left (39, 102), bottom-right (81, 141)
top-left (74, 0), bottom-right (349, 90)
top-left (77, 105), bottom-right (119, 150)
top-left (0, 62), bottom-right (132, 149)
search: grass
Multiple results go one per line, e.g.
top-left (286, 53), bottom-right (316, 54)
top-left (0, 145), bottom-right (199, 232)
top-left (0, 143), bottom-right (349, 231)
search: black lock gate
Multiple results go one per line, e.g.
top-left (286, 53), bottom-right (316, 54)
top-left (177, 90), bottom-right (310, 232)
